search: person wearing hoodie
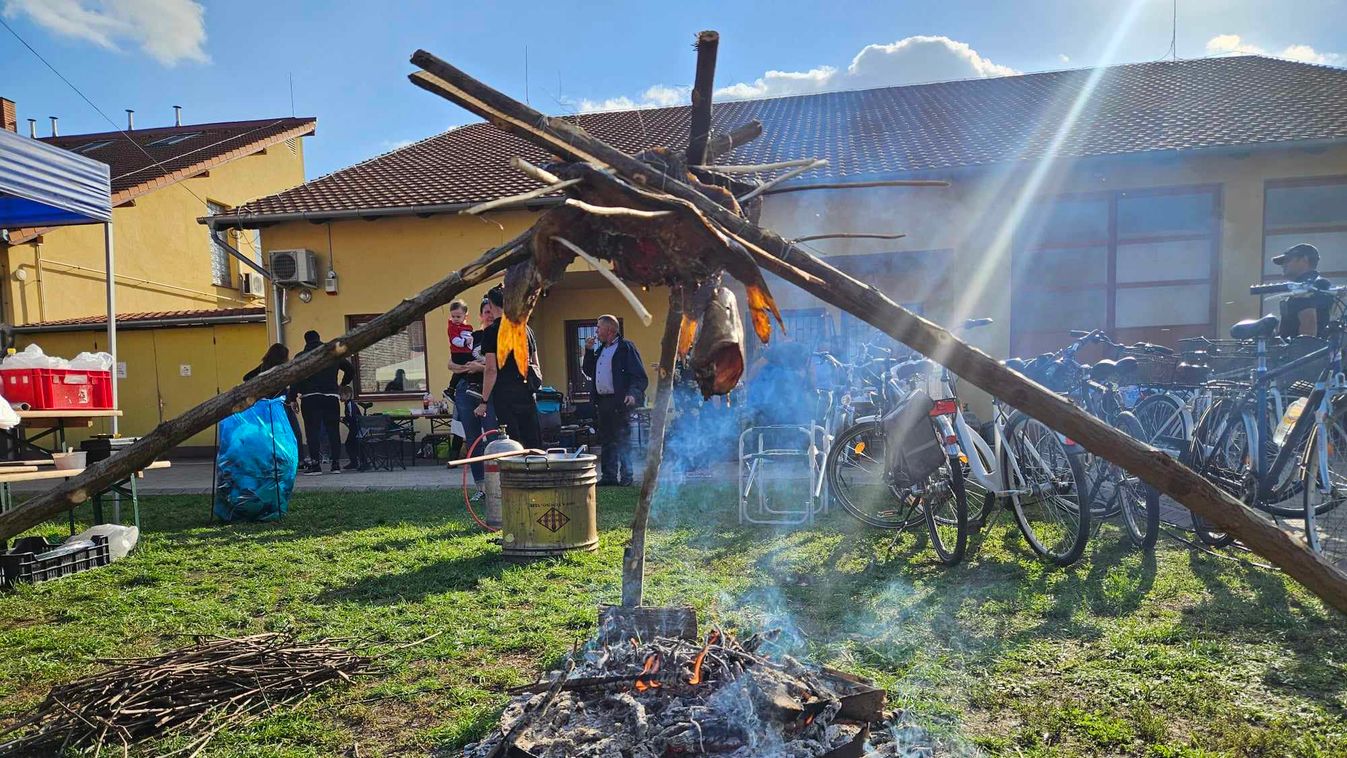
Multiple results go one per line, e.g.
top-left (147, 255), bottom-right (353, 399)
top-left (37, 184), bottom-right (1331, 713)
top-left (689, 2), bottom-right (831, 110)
top-left (287, 330), bottom-right (354, 475)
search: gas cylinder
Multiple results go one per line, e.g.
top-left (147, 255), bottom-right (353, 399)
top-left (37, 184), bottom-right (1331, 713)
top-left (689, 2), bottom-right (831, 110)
top-left (482, 426), bottom-right (523, 528)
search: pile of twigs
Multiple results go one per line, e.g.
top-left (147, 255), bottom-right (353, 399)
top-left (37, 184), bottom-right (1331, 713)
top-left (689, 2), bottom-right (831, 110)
top-left (0, 633), bottom-right (375, 757)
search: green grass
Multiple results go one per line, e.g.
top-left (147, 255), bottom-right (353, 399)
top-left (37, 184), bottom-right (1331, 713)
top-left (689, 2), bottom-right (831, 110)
top-left (1, 485), bottom-right (1345, 756)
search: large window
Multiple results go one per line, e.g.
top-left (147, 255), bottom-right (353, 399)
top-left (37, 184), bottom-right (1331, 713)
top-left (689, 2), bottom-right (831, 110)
top-left (1013, 187), bottom-right (1219, 355)
top-left (206, 201), bottom-right (232, 287)
top-left (346, 315), bottom-right (429, 397)
top-left (1264, 177), bottom-right (1347, 281)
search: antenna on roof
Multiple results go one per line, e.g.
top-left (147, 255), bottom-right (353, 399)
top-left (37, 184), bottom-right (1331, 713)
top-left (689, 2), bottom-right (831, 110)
top-left (289, 72), bottom-right (295, 117)
top-left (1171, 0), bottom-right (1177, 61)
top-left (524, 46), bottom-right (530, 106)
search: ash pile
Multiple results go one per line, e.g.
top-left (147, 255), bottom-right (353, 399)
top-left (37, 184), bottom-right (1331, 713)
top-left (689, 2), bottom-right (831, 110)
top-left (465, 628), bottom-right (937, 757)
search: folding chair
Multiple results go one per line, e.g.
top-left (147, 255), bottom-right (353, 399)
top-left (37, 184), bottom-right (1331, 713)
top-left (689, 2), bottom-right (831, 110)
top-left (738, 423), bottom-right (826, 526)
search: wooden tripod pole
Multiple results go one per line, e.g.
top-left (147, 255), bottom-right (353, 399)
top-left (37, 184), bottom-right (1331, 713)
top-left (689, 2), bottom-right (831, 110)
top-left (621, 296), bottom-right (684, 607)
top-left (408, 48), bottom-right (1347, 615)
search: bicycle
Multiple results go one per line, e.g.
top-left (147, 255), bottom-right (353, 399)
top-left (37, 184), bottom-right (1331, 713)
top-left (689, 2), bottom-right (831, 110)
top-left (1180, 279), bottom-right (1347, 565)
top-left (824, 341), bottom-right (971, 565)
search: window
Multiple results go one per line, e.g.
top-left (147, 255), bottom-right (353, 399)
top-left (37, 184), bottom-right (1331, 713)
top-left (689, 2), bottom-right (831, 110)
top-left (72, 140), bottom-right (113, 154)
top-left (347, 315), bottom-right (429, 397)
top-left (1264, 177), bottom-right (1347, 280)
top-left (147, 132), bottom-right (200, 147)
top-left (778, 308), bottom-right (834, 350)
top-left (564, 318), bottom-right (622, 399)
top-left (1013, 187), bottom-right (1219, 355)
top-left (206, 201), bottom-right (231, 287)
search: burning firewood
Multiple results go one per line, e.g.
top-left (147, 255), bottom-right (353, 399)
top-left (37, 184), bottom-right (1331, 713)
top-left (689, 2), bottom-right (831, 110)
top-left (467, 629), bottom-right (928, 758)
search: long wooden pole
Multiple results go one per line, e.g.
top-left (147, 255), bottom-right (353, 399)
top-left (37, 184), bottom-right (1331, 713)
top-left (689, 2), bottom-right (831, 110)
top-left (621, 296), bottom-right (684, 607)
top-left (0, 233), bottom-right (531, 541)
top-left (408, 49), bottom-right (1347, 615)
top-left (686, 30), bottom-right (720, 166)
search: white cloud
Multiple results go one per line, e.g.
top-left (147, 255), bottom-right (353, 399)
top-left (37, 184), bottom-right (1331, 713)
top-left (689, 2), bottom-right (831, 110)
top-left (577, 35), bottom-right (1016, 112)
top-left (3, 0), bottom-right (208, 65)
top-left (1059, 53), bottom-right (1071, 63)
top-left (1205, 33), bottom-right (1343, 66)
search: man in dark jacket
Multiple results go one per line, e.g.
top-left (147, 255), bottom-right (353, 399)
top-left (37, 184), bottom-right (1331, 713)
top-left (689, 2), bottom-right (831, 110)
top-left (288, 330), bottom-right (354, 474)
top-left (582, 315), bottom-right (649, 485)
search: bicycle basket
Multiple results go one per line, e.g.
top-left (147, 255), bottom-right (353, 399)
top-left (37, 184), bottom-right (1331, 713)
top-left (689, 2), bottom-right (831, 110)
top-left (1119, 348), bottom-right (1180, 385)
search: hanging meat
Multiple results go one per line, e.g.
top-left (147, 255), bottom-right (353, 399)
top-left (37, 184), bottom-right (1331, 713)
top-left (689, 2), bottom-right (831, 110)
top-left (495, 157), bottom-right (782, 396)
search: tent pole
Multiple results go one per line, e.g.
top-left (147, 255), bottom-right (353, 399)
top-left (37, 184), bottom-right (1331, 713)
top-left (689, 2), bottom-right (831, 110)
top-left (104, 222), bottom-right (118, 436)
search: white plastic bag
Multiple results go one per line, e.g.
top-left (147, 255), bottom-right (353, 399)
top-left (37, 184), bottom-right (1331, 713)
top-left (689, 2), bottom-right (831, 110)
top-left (1, 344), bottom-right (68, 369)
top-left (66, 524), bottom-right (140, 561)
top-left (69, 351), bottom-right (114, 371)
top-left (0, 396), bottom-right (18, 430)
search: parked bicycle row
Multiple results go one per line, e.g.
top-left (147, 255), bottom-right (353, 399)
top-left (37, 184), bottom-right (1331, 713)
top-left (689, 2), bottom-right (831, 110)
top-left (817, 277), bottom-right (1347, 570)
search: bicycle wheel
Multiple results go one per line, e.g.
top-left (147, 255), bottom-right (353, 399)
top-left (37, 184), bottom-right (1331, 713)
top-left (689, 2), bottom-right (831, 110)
top-left (1302, 402), bottom-right (1347, 569)
top-left (924, 453), bottom-right (969, 566)
top-left (1004, 414), bottom-right (1091, 566)
top-left (825, 420), bottom-right (920, 530)
top-left (1113, 411), bottom-right (1161, 550)
top-left (1181, 399), bottom-right (1251, 548)
top-left (1133, 393), bottom-right (1191, 456)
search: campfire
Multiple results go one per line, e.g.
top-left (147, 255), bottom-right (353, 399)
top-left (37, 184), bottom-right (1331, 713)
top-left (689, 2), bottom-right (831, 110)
top-left (465, 627), bottom-right (933, 757)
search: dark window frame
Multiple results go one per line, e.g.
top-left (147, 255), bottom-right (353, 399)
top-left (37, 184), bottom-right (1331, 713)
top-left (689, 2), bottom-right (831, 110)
top-left (564, 317), bottom-right (623, 400)
top-left (1262, 175), bottom-right (1347, 284)
top-left (1012, 183), bottom-right (1222, 353)
top-left (345, 313), bottom-right (430, 400)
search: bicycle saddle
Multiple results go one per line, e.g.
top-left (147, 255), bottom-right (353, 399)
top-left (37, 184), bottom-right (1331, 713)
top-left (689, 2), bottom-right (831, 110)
top-left (1230, 314), bottom-right (1279, 340)
top-left (1003, 357), bottom-right (1027, 372)
top-left (1086, 359), bottom-right (1115, 382)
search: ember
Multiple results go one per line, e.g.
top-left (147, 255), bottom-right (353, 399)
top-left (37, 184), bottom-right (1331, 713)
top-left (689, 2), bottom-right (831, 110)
top-left (465, 629), bottom-right (935, 757)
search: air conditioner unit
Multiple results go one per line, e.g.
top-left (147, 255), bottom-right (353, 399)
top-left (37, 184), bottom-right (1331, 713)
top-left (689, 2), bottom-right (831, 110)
top-left (269, 249), bottom-right (318, 288)
top-left (239, 271), bottom-right (266, 298)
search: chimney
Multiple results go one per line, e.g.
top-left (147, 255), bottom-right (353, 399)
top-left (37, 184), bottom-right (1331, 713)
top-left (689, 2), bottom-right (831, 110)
top-left (126, 109), bottom-right (134, 130)
top-left (173, 105), bottom-right (182, 127)
top-left (27, 119), bottom-right (36, 138)
top-left (1, 98), bottom-right (15, 133)
top-left (49, 116), bottom-right (58, 137)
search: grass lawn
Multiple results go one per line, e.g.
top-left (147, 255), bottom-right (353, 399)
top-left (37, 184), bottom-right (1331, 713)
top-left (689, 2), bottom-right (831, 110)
top-left (1, 485), bottom-right (1344, 756)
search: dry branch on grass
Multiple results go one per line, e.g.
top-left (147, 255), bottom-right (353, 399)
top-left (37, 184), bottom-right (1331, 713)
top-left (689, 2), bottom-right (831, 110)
top-left (0, 634), bottom-right (376, 757)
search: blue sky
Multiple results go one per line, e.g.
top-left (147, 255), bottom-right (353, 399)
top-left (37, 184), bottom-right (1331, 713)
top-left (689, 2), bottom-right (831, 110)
top-left (3, 0), bottom-right (1346, 180)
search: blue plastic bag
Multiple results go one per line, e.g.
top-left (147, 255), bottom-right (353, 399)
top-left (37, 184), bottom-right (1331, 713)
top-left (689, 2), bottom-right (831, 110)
top-left (213, 398), bottom-right (298, 522)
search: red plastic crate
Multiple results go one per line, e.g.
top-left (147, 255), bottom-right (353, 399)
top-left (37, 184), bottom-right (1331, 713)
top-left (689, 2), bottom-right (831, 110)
top-left (0, 368), bottom-right (113, 410)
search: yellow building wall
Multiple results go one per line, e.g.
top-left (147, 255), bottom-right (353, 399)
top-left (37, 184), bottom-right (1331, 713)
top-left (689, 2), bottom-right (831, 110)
top-left (3, 138), bottom-right (307, 325)
top-left (12, 323), bottom-right (268, 448)
top-left (252, 143), bottom-right (1347, 421)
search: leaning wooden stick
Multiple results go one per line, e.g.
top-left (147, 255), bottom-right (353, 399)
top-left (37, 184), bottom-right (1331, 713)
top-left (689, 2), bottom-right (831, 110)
top-left (408, 48), bottom-right (1347, 615)
top-left (0, 232), bottom-right (532, 541)
top-left (622, 296), bottom-right (684, 607)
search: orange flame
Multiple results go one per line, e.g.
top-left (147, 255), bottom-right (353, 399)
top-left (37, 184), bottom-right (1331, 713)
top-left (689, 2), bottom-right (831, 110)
top-left (634, 652), bottom-right (662, 692)
top-left (687, 630), bottom-right (722, 686)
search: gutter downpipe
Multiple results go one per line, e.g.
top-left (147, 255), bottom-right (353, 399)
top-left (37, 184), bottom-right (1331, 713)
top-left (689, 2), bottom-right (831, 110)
top-left (209, 229), bottom-right (270, 278)
top-left (104, 222), bottom-right (118, 436)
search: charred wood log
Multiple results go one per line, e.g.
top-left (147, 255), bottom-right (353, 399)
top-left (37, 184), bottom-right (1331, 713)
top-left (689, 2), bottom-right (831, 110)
top-left (407, 48), bottom-right (1347, 615)
top-left (0, 232), bottom-right (531, 541)
top-left (686, 30), bottom-right (719, 165)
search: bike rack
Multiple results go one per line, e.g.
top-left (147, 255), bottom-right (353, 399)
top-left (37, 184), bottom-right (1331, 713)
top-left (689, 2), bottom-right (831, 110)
top-left (738, 424), bottom-right (827, 526)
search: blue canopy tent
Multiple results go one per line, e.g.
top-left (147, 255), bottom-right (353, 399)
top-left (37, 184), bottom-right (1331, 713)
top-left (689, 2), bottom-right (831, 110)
top-left (0, 127), bottom-right (116, 427)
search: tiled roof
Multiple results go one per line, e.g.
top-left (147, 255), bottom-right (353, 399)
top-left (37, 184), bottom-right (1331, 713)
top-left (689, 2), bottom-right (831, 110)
top-left (222, 56), bottom-right (1347, 220)
top-left (6, 118), bottom-right (315, 244)
top-left (17, 307), bottom-right (266, 332)
top-left (42, 118), bottom-right (316, 196)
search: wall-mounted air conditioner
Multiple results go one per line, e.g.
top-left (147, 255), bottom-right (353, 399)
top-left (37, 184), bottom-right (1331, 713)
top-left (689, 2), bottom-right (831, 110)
top-left (269, 249), bottom-right (318, 288)
top-left (239, 271), bottom-right (267, 298)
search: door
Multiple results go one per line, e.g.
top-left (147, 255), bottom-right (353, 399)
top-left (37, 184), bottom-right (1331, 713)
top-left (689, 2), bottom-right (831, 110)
top-left (152, 329), bottom-right (222, 447)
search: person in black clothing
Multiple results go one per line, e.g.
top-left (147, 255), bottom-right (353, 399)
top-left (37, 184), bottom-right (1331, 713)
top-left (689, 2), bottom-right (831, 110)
top-left (476, 286), bottom-right (543, 449)
top-left (582, 315), bottom-right (649, 485)
top-left (244, 343), bottom-right (302, 449)
top-left (287, 330), bottom-right (354, 475)
top-left (1273, 243), bottom-right (1335, 339)
top-left (384, 369), bottom-right (407, 393)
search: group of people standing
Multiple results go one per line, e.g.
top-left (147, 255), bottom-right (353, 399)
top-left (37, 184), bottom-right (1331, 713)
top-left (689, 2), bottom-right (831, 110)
top-left (241, 285), bottom-right (652, 489)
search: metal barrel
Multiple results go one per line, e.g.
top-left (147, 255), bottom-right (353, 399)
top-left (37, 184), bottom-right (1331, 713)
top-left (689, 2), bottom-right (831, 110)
top-left (498, 452), bottom-right (599, 560)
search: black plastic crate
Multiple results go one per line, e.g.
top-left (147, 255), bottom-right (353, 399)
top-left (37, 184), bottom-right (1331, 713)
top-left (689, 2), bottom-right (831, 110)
top-left (80, 435), bottom-right (139, 464)
top-left (1, 535), bottom-right (110, 587)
